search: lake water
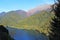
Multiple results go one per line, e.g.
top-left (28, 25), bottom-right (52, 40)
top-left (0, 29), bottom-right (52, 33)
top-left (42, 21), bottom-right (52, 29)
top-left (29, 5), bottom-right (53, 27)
top-left (7, 27), bottom-right (49, 40)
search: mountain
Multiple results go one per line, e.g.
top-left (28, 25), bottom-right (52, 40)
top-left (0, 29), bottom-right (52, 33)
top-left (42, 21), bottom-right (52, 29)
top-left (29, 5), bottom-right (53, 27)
top-left (0, 4), bottom-right (54, 35)
top-left (15, 10), bottom-right (27, 18)
top-left (0, 9), bottom-right (54, 35)
top-left (0, 4), bottom-right (52, 17)
top-left (17, 11), bottom-right (54, 35)
top-left (0, 10), bottom-right (27, 27)
top-left (0, 12), bottom-right (6, 17)
top-left (27, 4), bottom-right (52, 16)
top-left (0, 4), bottom-right (55, 40)
top-left (4, 11), bottom-right (54, 40)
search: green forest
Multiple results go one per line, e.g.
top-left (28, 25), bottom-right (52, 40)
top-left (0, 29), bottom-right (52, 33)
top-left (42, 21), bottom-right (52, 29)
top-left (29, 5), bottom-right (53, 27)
top-left (0, 11), bottom-right (55, 36)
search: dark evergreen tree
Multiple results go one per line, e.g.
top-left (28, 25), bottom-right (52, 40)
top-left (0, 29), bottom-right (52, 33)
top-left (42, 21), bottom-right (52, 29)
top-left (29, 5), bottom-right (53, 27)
top-left (0, 25), bottom-right (14, 40)
top-left (49, 0), bottom-right (60, 40)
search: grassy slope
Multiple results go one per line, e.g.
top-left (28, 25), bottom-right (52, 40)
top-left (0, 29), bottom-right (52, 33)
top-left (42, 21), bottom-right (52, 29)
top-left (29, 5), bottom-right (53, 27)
top-left (18, 11), bottom-right (54, 35)
top-left (0, 11), bottom-right (54, 35)
top-left (0, 11), bottom-right (22, 27)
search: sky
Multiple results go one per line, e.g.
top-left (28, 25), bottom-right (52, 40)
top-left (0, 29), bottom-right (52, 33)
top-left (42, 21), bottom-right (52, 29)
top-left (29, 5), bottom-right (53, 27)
top-left (0, 0), bottom-right (54, 12)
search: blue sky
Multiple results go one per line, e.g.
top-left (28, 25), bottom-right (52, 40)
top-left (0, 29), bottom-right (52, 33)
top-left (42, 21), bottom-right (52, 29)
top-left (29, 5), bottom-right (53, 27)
top-left (0, 0), bottom-right (54, 12)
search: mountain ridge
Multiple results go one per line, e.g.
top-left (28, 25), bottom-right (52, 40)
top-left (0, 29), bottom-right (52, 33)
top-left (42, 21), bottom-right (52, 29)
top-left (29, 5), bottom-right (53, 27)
top-left (0, 4), bottom-right (52, 16)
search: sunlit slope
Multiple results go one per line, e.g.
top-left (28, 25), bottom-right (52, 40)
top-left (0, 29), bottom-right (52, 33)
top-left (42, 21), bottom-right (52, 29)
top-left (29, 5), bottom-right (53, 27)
top-left (0, 11), bottom-right (25, 27)
top-left (0, 11), bottom-right (54, 35)
top-left (18, 11), bottom-right (54, 35)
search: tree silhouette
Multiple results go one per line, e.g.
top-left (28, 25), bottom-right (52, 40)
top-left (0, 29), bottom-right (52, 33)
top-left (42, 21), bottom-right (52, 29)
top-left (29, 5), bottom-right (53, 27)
top-left (0, 25), bottom-right (14, 40)
top-left (49, 0), bottom-right (60, 40)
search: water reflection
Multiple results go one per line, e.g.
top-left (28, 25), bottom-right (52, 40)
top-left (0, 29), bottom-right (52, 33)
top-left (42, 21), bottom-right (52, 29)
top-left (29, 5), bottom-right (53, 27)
top-left (7, 27), bottom-right (49, 40)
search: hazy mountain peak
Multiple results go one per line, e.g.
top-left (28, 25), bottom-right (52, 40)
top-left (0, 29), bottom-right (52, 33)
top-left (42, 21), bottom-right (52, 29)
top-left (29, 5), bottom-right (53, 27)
top-left (0, 4), bottom-right (52, 17)
top-left (0, 12), bottom-right (6, 16)
top-left (27, 4), bottom-right (52, 16)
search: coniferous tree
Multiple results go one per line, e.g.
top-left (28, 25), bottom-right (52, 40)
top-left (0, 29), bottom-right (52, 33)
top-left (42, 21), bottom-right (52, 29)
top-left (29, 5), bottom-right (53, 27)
top-left (0, 25), bottom-right (14, 40)
top-left (49, 0), bottom-right (60, 40)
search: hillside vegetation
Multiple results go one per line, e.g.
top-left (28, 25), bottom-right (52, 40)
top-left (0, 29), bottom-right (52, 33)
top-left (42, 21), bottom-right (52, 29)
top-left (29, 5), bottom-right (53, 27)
top-left (18, 11), bottom-right (54, 35)
top-left (0, 11), bottom-right (54, 35)
top-left (0, 11), bottom-right (26, 27)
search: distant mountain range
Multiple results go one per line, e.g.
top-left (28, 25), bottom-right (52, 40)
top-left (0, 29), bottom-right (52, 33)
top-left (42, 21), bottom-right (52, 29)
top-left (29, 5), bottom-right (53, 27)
top-left (0, 10), bottom-right (27, 17)
top-left (0, 4), bottom-right (52, 27)
top-left (0, 4), bottom-right (52, 17)
top-left (0, 4), bottom-right (55, 39)
top-left (0, 10), bottom-right (28, 26)
top-left (0, 12), bottom-right (6, 17)
top-left (27, 4), bottom-right (51, 16)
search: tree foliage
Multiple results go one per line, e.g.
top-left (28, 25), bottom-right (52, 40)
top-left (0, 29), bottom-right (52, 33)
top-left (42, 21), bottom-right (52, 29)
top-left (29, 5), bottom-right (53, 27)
top-left (0, 25), bottom-right (14, 40)
top-left (49, 0), bottom-right (60, 40)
